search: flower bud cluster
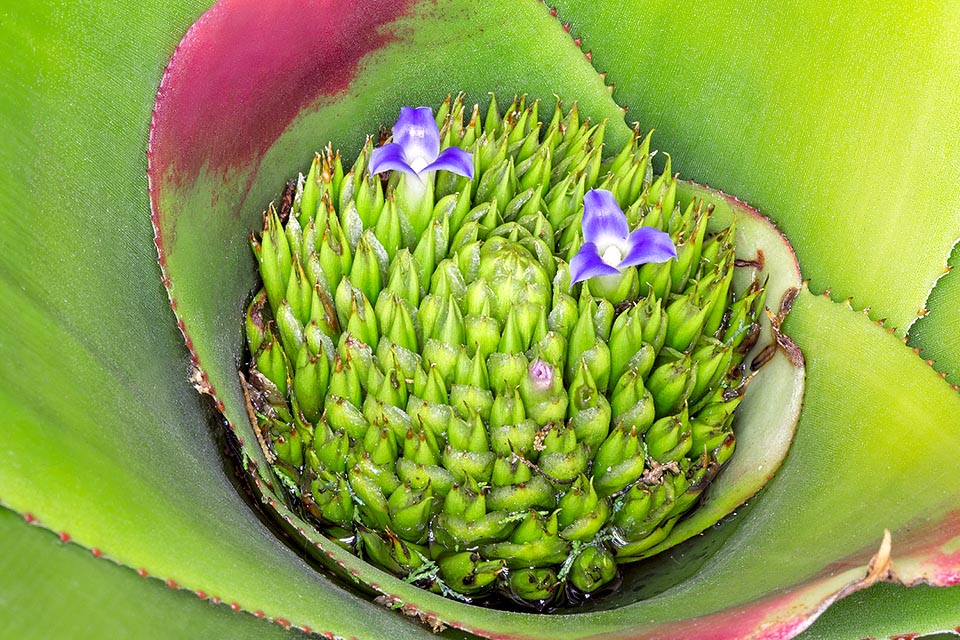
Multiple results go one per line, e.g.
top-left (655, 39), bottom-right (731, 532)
top-left (245, 95), bottom-right (765, 606)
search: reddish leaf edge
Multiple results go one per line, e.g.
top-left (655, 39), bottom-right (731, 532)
top-left (146, 0), bottom-right (421, 459)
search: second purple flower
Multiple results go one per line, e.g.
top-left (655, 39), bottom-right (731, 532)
top-left (569, 189), bottom-right (677, 285)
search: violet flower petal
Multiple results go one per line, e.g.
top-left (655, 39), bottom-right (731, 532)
top-left (425, 146), bottom-right (474, 179)
top-left (392, 106), bottom-right (440, 173)
top-left (582, 189), bottom-right (630, 247)
top-left (619, 226), bottom-right (679, 267)
top-left (369, 142), bottom-right (415, 175)
top-left (570, 242), bottom-right (623, 284)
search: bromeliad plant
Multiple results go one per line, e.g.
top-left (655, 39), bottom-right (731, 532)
top-left (4, 0), bottom-right (960, 639)
top-left (244, 96), bottom-right (779, 606)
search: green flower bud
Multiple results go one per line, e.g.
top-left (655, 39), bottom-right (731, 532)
top-left (396, 171), bottom-right (435, 239)
top-left (464, 313), bottom-right (501, 359)
top-left (434, 480), bottom-right (511, 549)
top-left (258, 207), bottom-right (292, 315)
top-left (723, 284), bottom-right (767, 352)
top-left (338, 333), bottom-right (374, 384)
top-left (498, 307), bottom-right (525, 354)
top-left (646, 153), bottom-right (674, 207)
top-left (558, 475), bottom-right (611, 541)
top-left (350, 230), bottom-right (386, 306)
top-left (430, 259), bottom-right (466, 302)
top-left (538, 423), bottom-right (589, 484)
top-left (482, 511), bottom-right (570, 569)
top-left (327, 353), bottom-right (363, 410)
top-left (568, 358), bottom-right (601, 413)
top-left (548, 290), bottom-right (579, 341)
top-left (664, 291), bottom-right (710, 353)
top-left (272, 424), bottom-right (303, 469)
top-left (282, 256), bottom-right (311, 327)
top-left (587, 267), bottom-right (641, 306)
top-left (609, 369), bottom-right (656, 434)
top-left (566, 299), bottom-right (612, 391)
top-left (488, 388), bottom-right (526, 431)
top-left (310, 473), bottom-right (354, 528)
top-left (529, 331), bottom-right (567, 370)
top-left (646, 405), bottom-right (693, 463)
top-left (385, 248), bottom-right (422, 308)
top-left (519, 359), bottom-right (568, 426)
top-left (429, 295), bottom-right (466, 349)
top-left (647, 349), bottom-right (698, 418)
top-left (375, 294), bottom-right (420, 355)
top-left (632, 294), bottom-right (667, 354)
top-left (373, 196), bottom-right (404, 261)
top-left (696, 257), bottom-right (735, 338)
top-left (388, 482), bottom-right (435, 543)
top-left (593, 424), bottom-right (647, 497)
top-left (358, 527), bottom-right (428, 577)
top-left (255, 333), bottom-right (289, 397)
top-left (275, 300), bottom-right (305, 360)
top-left (568, 545), bottom-right (618, 594)
top-left (411, 364), bottom-right (449, 406)
top-left (312, 428), bottom-right (351, 474)
top-left (437, 552), bottom-right (505, 595)
top-left (508, 567), bottom-right (559, 604)
top-left (307, 283), bottom-right (340, 339)
top-left (490, 418), bottom-right (539, 461)
top-left (670, 204), bottom-right (709, 294)
top-left (477, 159), bottom-right (518, 216)
top-left (354, 170), bottom-right (384, 230)
top-left (443, 414), bottom-right (495, 483)
top-left (298, 153), bottom-right (321, 227)
top-left (396, 459), bottom-right (454, 499)
top-left (487, 461), bottom-right (555, 512)
top-left (487, 352), bottom-right (529, 396)
top-left (360, 423), bottom-right (396, 466)
top-left (448, 183), bottom-right (474, 233)
top-left (245, 289), bottom-right (268, 355)
top-left (637, 260), bottom-right (672, 301)
top-left (421, 339), bottom-right (459, 390)
top-left (476, 133), bottom-right (509, 181)
top-left (317, 206), bottom-right (352, 292)
top-left (688, 339), bottom-right (734, 405)
top-left (612, 479), bottom-right (676, 543)
top-left (546, 173), bottom-right (586, 230)
top-left (518, 145), bottom-right (552, 194)
top-left (293, 352), bottom-right (330, 424)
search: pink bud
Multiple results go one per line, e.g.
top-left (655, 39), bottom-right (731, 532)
top-left (529, 358), bottom-right (554, 392)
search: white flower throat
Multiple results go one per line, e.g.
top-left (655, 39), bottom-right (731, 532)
top-left (601, 245), bottom-right (623, 267)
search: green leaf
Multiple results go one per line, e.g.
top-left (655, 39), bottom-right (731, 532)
top-left (909, 243), bottom-right (960, 386)
top-left (546, 0), bottom-right (960, 335)
top-left (2, 0), bottom-right (959, 637)
top-left (0, 508), bottom-right (309, 640)
top-left (800, 582), bottom-right (960, 639)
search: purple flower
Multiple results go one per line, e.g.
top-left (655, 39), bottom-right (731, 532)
top-left (528, 358), bottom-right (555, 392)
top-left (569, 189), bottom-right (677, 284)
top-left (369, 107), bottom-right (474, 180)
